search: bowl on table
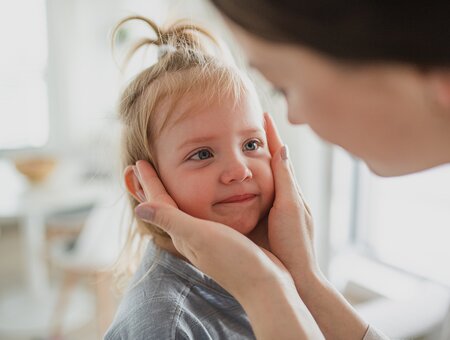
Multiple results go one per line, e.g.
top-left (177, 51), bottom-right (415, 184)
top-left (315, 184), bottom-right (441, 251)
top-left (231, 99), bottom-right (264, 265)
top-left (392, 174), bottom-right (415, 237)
top-left (14, 156), bottom-right (57, 184)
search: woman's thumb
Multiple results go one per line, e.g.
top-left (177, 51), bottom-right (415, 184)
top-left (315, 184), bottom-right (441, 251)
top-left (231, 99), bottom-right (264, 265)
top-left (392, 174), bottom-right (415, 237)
top-left (272, 145), bottom-right (293, 192)
top-left (135, 203), bottom-right (208, 263)
top-left (135, 202), bottom-right (187, 237)
top-left (272, 145), bottom-right (312, 217)
top-left (272, 145), bottom-right (305, 203)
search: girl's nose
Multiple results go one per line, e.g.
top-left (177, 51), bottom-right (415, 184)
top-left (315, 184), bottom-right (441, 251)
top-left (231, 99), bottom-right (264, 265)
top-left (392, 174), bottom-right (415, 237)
top-left (220, 158), bottom-right (253, 184)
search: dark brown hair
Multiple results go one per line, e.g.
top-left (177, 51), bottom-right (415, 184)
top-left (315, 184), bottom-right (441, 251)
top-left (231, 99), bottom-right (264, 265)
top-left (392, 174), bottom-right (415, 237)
top-left (210, 0), bottom-right (450, 66)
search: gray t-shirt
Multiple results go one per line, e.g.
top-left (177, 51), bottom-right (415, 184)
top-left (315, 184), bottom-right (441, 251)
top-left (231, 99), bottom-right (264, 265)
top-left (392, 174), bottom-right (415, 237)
top-left (104, 241), bottom-right (255, 340)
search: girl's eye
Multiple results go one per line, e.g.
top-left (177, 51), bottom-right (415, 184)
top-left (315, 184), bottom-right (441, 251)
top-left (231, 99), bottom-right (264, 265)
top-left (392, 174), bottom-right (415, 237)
top-left (189, 149), bottom-right (213, 161)
top-left (243, 140), bottom-right (261, 151)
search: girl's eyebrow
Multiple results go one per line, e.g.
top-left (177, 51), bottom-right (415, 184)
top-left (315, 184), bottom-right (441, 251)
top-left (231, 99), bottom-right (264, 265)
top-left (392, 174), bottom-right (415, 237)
top-left (180, 135), bottom-right (216, 148)
top-left (178, 128), bottom-right (264, 149)
top-left (239, 128), bottom-right (265, 136)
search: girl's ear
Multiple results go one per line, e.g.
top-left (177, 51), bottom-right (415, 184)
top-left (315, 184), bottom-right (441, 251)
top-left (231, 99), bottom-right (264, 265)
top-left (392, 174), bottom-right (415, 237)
top-left (430, 70), bottom-right (450, 108)
top-left (124, 166), bottom-right (146, 203)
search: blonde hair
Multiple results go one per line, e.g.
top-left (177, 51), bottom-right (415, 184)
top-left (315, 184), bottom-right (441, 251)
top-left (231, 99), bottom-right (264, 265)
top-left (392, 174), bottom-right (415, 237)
top-left (112, 16), bottom-right (261, 285)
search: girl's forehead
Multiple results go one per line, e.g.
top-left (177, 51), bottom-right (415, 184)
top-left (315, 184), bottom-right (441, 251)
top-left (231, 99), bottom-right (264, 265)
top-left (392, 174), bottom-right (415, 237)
top-left (152, 91), bottom-right (267, 158)
top-left (161, 89), bottom-right (263, 130)
top-left (151, 66), bottom-right (264, 132)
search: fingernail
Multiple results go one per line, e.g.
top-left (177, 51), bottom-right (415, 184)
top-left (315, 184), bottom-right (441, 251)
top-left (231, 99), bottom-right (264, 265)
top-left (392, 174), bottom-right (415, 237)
top-left (280, 145), bottom-right (289, 160)
top-left (133, 165), bottom-right (142, 182)
top-left (136, 190), bottom-right (146, 202)
top-left (135, 205), bottom-right (154, 222)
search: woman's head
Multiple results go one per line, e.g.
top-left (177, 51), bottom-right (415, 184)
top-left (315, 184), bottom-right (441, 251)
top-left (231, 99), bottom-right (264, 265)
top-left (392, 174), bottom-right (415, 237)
top-left (210, 1), bottom-right (450, 66)
top-left (210, 1), bottom-right (450, 176)
top-left (115, 16), bottom-right (273, 241)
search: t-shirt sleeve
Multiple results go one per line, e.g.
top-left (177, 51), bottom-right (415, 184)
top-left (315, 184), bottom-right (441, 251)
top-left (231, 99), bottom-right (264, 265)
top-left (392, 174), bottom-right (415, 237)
top-left (104, 296), bottom-right (214, 340)
top-left (104, 298), bottom-right (176, 340)
top-left (363, 325), bottom-right (390, 340)
top-left (174, 306), bottom-right (214, 340)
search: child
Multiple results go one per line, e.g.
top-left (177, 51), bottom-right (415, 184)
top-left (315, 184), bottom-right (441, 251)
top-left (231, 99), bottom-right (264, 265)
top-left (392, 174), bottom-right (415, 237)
top-left (105, 16), bottom-right (274, 339)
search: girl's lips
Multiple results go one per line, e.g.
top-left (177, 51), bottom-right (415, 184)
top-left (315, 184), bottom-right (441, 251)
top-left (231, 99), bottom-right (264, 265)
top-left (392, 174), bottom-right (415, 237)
top-left (216, 193), bottom-right (257, 204)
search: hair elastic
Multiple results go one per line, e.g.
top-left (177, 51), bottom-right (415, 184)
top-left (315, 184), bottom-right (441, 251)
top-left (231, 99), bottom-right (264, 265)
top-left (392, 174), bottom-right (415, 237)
top-left (157, 44), bottom-right (177, 60)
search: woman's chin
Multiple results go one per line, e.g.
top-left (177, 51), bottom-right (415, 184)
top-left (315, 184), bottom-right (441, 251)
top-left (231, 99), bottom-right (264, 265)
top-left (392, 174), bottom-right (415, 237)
top-left (366, 159), bottom-right (417, 177)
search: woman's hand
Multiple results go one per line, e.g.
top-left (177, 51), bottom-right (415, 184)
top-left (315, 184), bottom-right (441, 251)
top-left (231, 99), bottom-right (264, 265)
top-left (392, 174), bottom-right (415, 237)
top-left (263, 113), bottom-right (321, 284)
top-left (133, 160), bottom-right (289, 296)
top-left (263, 113), bottom-right (368, 340)
top-left (132, 160), bottom-right (324, 339)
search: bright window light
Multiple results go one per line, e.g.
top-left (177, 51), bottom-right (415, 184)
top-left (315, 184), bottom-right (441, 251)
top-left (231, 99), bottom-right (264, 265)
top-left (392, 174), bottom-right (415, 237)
top-left (357, 163), bottom-right (450, 286)
top-left (0, 0), bottom-right (48, 150)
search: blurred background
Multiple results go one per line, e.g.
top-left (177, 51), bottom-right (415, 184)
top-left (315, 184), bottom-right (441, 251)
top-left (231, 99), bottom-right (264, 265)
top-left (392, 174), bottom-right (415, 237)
top-left (0, 0), bottom-right (449, 339)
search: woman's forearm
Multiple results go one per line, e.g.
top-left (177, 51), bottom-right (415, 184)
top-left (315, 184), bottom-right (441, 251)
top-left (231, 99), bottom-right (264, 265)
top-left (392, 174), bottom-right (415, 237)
top-left (259, 117), bottom-right (368, 339)
top-left (237, 277), bottom-right (324, 340)
top-left (295, 271), bottom-right (368, 340)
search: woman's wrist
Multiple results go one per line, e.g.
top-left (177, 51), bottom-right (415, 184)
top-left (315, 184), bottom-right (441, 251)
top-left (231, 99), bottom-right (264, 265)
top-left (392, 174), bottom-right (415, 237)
top-left (292, 262), bottom-right (327, 298)
top-left (238, 275), bottom-right (324, 340)
top-left (292, 265), bottom-right (368, 340)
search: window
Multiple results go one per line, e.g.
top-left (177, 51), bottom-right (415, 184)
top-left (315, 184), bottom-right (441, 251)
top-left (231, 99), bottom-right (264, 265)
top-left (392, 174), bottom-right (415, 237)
top-left (355, 162), bottom-right (450, 286)
top-left (0, 0), bottom-right (49, 150)
top-left (331, 148), bottom-right (450, 286)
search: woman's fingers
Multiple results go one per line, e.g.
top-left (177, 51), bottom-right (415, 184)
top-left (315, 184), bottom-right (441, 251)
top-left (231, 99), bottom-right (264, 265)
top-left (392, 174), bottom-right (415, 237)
top-left (123, 165), bottom-right (147, 203)
top-left (132, 160), bottom-right (253, 270)
top-left (265, 117), bottom-right (317, 283)
top-left (135, 160), bottom-right (177, 207)
top-left (287, 159), bottom-right (312, 216)
top-left (265, 112), bottom-right (311, 216)
top-left (135, 202), bottom-right (202, 258)
top-left (134, 202), bottom-right (280, 297)
top-left (270, 143), bottom-right (307, 211)
top-left (264, 112), bottom-right (283, 156)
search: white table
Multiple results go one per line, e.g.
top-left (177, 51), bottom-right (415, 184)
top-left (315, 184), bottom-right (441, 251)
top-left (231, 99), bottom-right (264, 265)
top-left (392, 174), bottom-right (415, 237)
top-left (0, 159), bottom-right (109, 337)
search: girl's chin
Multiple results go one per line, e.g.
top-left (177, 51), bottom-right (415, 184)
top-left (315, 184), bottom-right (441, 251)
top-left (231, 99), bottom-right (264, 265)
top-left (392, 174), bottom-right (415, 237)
top-left (210, 215), bottom-right (258, 235)
top-left (232, 225), bottom-right (256, 235)
top-left (201, 211), bottom-right (260, 234)
top-left (226, 220), bottom-right (258, 235)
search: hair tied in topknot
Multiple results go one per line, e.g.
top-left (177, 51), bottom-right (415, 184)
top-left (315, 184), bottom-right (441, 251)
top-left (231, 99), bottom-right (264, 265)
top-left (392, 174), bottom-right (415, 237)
top-left (112, 15), bottom-right (220, 72)
top-left (157, 44), bottom-right (177, 60)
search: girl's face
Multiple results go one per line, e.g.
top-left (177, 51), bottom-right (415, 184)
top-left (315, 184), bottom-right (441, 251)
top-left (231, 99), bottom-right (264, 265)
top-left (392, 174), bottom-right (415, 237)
top-left (227, 21), bottom-right (450, 177)
top-left (154, 92), bottom-right (274, 235)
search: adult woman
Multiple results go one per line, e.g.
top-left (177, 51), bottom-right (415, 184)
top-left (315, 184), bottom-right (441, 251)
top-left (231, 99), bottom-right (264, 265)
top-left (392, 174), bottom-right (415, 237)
top-left (132, 1), bottom-right (450, 339)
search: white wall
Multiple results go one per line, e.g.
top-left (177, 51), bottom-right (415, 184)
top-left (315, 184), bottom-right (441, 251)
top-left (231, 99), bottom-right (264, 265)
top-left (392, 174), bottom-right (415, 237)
top-left (46, 0), bottom-right (125, 181)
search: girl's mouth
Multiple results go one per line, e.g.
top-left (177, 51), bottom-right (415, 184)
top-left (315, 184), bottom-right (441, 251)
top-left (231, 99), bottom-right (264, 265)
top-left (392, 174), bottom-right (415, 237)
top-left (215, 193), bottom-right (257, 204)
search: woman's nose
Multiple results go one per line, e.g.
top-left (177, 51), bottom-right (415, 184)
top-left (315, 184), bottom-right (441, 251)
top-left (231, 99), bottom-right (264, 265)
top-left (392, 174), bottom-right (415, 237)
top-left (219, 158), bottom-right (253, 184)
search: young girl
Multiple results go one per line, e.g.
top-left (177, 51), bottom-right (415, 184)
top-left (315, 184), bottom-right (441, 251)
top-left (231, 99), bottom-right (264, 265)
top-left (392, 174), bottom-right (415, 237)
top-left (105, 16), bottom-right (274, 339)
